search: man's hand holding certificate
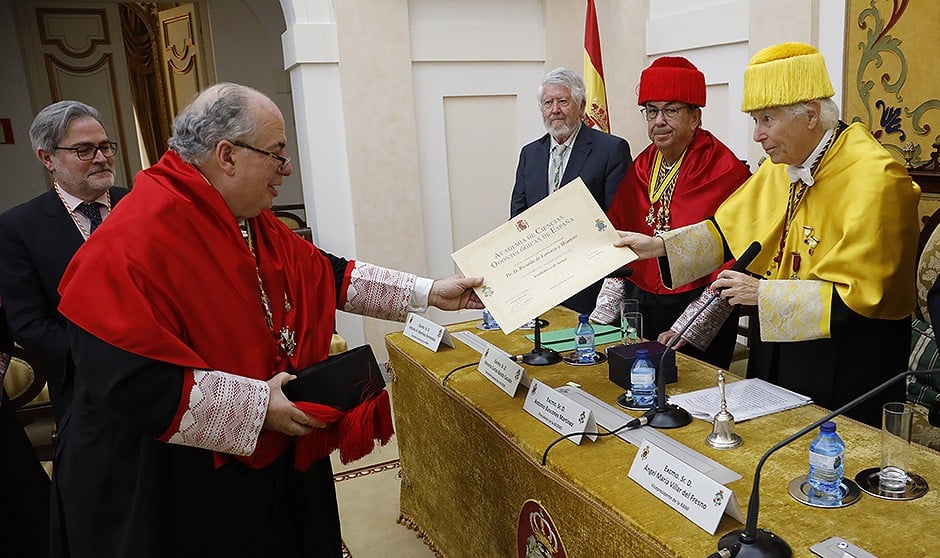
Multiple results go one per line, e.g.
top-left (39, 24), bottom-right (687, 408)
top-left (452, 179), bottom-right (636, 333)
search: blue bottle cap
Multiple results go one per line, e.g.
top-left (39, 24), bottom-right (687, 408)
top-left (820, 421), bottom-right (836, 433)
top-left (578, 314), bottom-right (589, 323)
top-left (636, 348), bottom-right (649, 358)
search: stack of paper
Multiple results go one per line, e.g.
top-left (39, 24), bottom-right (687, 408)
top-left (667, 378), bottom-right (812, 423)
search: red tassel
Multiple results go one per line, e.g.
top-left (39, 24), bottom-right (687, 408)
top-left (290, 390), bottom-right (395, 471)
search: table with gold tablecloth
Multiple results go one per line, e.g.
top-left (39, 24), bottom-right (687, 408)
top-left (386, 307), bottom-right (940, 557)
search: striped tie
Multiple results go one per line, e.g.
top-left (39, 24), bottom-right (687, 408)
top-left (551, 144), bottom-right (569, 192)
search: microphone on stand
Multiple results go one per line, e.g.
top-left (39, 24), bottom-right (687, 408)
top-left (715, 368), bottom-right (937, 558)
top-left (522, 268), bottom-right (635, 366)
top-left (646, 241), bottom-right (762, 429)
top-left (521, 315), bottom-right (562, 365)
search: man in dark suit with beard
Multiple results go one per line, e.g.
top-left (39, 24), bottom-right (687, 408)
top-left (510, 68), bottom-right (632, 314)
top-left (0, 100), bottom-right (129, 424)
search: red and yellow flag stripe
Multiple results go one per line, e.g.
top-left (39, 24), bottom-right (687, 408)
top-left (583, 0), bottom-right (609, 132)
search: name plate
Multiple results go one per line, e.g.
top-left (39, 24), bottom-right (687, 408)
top-left (628, 439), bottom-right (742, 534)
top-left (478, 347), bottom-right (530, 397)
top-left (403, 313), bottom-right (455, 352)
top-left (523, 379), bottom-right (597, 444)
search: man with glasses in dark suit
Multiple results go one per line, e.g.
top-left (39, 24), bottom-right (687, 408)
top-left (0, 100), bottom-right (129, 425)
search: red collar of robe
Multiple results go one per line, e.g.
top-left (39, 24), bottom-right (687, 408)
top-left (607, 128), bottom-right (750, 294)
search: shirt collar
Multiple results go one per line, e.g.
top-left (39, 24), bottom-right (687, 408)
top-left (786, 127), bottom-right (834, 186)
top-left (55, 183), bottom-right (110, 213)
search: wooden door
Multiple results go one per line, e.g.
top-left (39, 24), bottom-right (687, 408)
top-left (157, 3), bottom-right (212, 120)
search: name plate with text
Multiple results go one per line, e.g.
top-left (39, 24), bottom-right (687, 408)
top-left (628, 439), bottom-right (743, 534)
top-left (478, 347), bottom-right (530, 397)
top-left (523, 379), bottom-right (597, 444)
top-left (403, 313), bottom-right (455, 352)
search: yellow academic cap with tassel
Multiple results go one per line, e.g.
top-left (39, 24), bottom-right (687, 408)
top-left (741, 42), bottom-right (834, 112)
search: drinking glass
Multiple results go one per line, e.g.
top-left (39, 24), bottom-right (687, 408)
top-left (620, 298), bottom-right (642, 344)
top-left (879, 402), bottom-right (914, 490)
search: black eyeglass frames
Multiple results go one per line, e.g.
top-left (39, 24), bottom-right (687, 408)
top-left (54, 141), bottom-right (118, 160)
top-left (230, 140), bottom-right (291, 171)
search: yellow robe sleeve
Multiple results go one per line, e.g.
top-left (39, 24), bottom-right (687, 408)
top-left (660, 221), bottom-right (725, 288)
top-left (758, 280), bottom-right (832, 341)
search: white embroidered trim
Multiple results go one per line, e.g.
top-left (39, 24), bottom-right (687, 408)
top-left (167, 370), bottom-right (269, 456)
top-left (590, 277), bottom-right (624, 324)
top-left (344, 262), bottom-right (417, 321)
top-left (661, 222), bottom-right (724, 288)
top-left (758, 280), bottom-right (829, 342)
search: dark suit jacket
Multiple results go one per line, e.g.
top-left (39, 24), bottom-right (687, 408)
top-left (509, 125), bottom-right (632, 313)
top-left (0, 186), bottom-right (129, 422)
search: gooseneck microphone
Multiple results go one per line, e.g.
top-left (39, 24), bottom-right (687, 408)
top-left (715, 368), bottom-right (938, 558)
top-left (646, 241), bottom-right (762, 429)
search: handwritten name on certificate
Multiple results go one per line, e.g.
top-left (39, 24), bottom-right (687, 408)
top-left (451, 179), bottom-right (636, 333)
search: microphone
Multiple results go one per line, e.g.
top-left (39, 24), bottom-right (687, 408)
top-left (716, 368), bottom-right (937, 558)
top-left (646, 241), bottom-right (762, 429)
top-left (520, 314), bottom-right (562, 366)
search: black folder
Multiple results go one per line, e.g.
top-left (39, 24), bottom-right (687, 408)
top-left (282, 345), bottom-right (386, 411)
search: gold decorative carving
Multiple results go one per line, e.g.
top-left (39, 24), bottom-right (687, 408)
top-left (36, 8), bottom-right (110, 59)
top-left (161, 14), bottom-right (196, 75)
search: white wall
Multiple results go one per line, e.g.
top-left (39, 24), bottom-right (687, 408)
top-left (207, 0), bottom-right (305, 207)
top-left (0, 1), bottom-right (58, 211)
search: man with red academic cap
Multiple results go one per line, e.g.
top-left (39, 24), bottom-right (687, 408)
top-left (591, 57), bottom-right (750, 369)
top-left (54, 82), bottom-right (483, 558)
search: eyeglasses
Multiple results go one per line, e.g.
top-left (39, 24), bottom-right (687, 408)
top-left (54, 141), bottom-right (118, 160)
top-left (640, 105), bottom-right (690, 122)
top-left (230, 140), bottom-right (291, 171)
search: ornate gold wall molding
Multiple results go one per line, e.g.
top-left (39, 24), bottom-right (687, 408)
top-left (844, 0), bottom-right (940, 166)
top-left (36, 7), bottom-right (109, 59)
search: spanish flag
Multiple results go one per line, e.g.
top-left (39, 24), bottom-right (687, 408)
top-left (583, 0), bottom-right (609, 132)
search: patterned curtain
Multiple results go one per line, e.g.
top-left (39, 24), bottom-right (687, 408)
top-left (119, 3), bottom-right (172, 167)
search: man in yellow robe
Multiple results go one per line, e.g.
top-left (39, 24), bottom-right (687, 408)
top-left (623, 43), bottom-right (919, 427)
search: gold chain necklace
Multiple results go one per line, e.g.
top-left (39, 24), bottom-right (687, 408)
top-left (243, 220), bottom-right (275, 333)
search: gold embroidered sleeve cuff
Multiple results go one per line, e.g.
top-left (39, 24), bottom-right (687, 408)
top-left (589, 277), bottom-right (624, 325)
top-left (344, 262), bottom-right (418, 322)
top-left (167, 370), bottom-right (269, 456)
top-left (757, 280), bottom-right (832, 342)
top-left (660, 221), bottom-right (724, 288)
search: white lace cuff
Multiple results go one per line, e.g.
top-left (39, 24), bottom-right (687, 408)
top-left (167, 370), bottom-right (269, 456)
top-left (590, 277), bottom-right (624, 324)
top-left (344, 262), bottom-right (418, 322)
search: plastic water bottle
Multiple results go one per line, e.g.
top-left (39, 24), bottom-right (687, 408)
top-left (481, 308), bottom-right (499, 330)
top-left (575, 314), bottom-right (596, 364)
top-left (630, 348), bottom-right (656, 407)
top-left (807, 421), bottom-right (845, 503)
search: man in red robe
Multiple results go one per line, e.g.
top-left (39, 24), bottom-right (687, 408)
top-left (591, 57), bottom-right (750, 368)
top-left (54, 82), bottom-right (482, 558)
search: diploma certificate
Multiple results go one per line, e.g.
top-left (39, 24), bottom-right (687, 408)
top-left (452, 179), bottom-right (636, 333)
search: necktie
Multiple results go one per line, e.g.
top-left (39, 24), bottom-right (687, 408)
top-left (76, 202), bottom-right (103, 233)
top-left (551, 144), bottom-right (569, 192)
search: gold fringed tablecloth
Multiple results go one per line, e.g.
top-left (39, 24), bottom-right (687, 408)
top-left (387, 307), bottom-right (940, 557)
